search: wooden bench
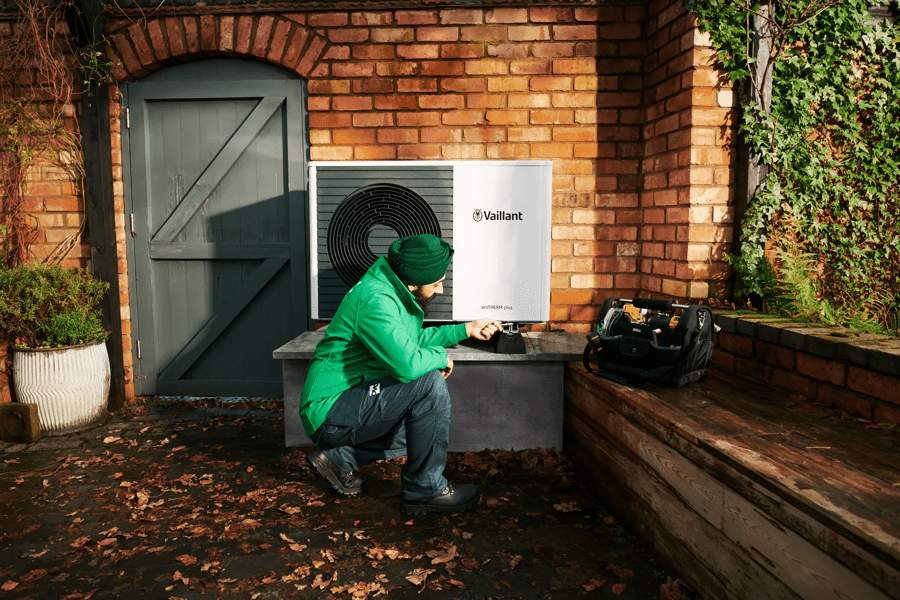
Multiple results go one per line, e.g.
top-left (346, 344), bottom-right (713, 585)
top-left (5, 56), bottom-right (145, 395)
top-left (565, 363), bottom-right (900, 600)
top-left (274, 330), bottom-right (584, 452)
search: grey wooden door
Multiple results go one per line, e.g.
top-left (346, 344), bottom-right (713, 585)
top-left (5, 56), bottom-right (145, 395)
top-left (123, 60), bottom-right (309, 397)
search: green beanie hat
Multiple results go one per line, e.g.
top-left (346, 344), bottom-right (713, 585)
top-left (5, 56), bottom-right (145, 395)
top-left (388, 234), bottom-right (453, 286)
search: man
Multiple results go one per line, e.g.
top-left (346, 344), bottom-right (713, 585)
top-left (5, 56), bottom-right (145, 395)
top-left (299, 234), bottom-right (501, 515)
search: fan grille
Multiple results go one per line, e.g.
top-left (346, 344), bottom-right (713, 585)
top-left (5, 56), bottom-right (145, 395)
top-left (326, 183), bottom-right (442, 286)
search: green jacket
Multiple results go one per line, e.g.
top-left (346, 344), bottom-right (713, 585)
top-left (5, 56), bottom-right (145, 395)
top-left (299, 256), bottom-right (468, 436)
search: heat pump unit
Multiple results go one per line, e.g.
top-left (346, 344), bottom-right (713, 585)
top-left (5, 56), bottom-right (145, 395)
top-left (310, 160), bottom-right (552, 323)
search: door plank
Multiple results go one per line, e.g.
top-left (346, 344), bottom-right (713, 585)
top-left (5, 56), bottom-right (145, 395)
top-left (149, 242), bottom-right (290, 260)
top-left (158, 257), bottom-right (287, 382)
top-left (151, 95), bottom-right (284, 244)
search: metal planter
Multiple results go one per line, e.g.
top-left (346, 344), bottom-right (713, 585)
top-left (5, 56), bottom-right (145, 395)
top-left (13, 342), bottom-right (110, 435)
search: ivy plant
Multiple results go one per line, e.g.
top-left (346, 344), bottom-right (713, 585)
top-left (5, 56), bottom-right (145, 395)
top-left (691, 0), bottom-right (900, 335)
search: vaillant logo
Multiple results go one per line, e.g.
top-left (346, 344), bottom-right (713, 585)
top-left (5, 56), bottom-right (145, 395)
top-left (473, 209), bottom-right (523, 222)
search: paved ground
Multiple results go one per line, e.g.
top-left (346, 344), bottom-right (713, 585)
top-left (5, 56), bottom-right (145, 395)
top-left (0, 404), bottom-right (684, 599)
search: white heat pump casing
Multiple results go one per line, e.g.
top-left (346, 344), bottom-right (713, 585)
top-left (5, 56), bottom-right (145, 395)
top-left (309, 160), bottom-right (552, 323)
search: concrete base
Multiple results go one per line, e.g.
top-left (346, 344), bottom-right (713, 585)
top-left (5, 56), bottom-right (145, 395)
top-left (276, 331), bottom-right (584, 452)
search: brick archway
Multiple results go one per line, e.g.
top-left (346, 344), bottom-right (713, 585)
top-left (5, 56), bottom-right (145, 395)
top-left (106, 14), bottom-right (328, 81)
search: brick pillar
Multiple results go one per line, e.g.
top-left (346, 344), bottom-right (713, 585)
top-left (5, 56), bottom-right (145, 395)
top-left (641, 0), bottom-right (736, 301)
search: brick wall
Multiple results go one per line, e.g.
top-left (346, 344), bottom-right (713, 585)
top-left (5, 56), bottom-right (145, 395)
top-left (713, 312), bottom-right (900, 426)
top-left (2, 0), bottom-right (739, 401)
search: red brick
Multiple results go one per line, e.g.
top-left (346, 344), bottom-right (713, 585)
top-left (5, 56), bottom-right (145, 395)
top-left (417, 27), bottom-right (459, 42)
top-left (253, 15), bottom-right (274, 57)
top-left (531, 7), bottom-right (573, 22)
top-left (309, 13), bottom-right (349, 27)
top-left (396, 11), bottom-right (438, 26)
top-left (818, 386), bottom-right (873, 419)
top-left (353, 78), bottom-right (393, 94)
top-left (374, 94), bottom-right (418, 110)
top-left (772, 370), bottom-right (817, 399)
top-left (146, 19), bottom-right (170, 61)
top-left (533, 43), bottom-right (576, 59)
top-left (551, 290), bottom-right (593, 305)
top-left (376, 61), bottom-right (418, 77)
top-left (397, 44), bottom-right (440, 60)
top-left (309, 112), bottom-right (352, 128)
top-left (461, 25), bottom-right (507, 43)
top-left (297, 36), bottom-right (328, 77)
top-left (397, 112), bottom-right (441, 127)
top-left (128, 26), bottom-right (155, 68)
top-left (874, 404), bottom-right (900, 426)
top-left (352, 113), bottom-right (395, 128)
top-left (268, 18), bottom-right (292, 62)
top-left (796, 353), bottom-right (847, 387)
top-left (485, 110), bottom-right (528, 126)
top-left (441, 78), bottom-right (485, 93)
top-left (711, 349), bottom-right (734, 371)
top-left (353, 44), bottom-right (395, 60)
top-left (422, 61), bottom-right (465, 76)
top-left (440, 9), bottom-right (484, 25)
top-left (718, 331), bottom-right (753, 357)
top-left (332, 96), bottom-right (373, 111)
top-left (355, 145), bottom-right (396, 160)
top-left (234, 16), bottom-right (252, 54)
top-left (333, 62), bottom-right (376, 78)
top-left (377, 128), bottom-right (418, 144)
top-left (848, 367), bottom-right (900, 405)
top-left (441, 44), bottom-right (485, 59)
top-left (733, 357), bottom-right (773, 384)
top-left (398, 144), bottom-right (442, 160)
top-left (352, 12), bottom-right (393, 26)
top-left (163, 18), bottom-right (186, 57)
top-left (553, 25), bottom-right (598, 41)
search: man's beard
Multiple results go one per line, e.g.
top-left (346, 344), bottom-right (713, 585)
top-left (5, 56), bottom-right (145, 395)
top-left (414, 289), bottom-right (435, 317)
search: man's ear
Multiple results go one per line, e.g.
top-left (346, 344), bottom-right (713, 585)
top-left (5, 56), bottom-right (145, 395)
top-left (407, 284), bottom-right (419, 293)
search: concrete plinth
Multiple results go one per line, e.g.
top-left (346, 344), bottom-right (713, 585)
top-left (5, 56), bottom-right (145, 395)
top-left (273, 331), bottom-right (584, 452)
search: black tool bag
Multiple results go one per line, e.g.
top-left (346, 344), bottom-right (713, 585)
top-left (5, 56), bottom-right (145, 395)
top-left (582, 297), bottom-right (717, 387)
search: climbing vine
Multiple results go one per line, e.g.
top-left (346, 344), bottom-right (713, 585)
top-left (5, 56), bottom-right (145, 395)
top-left (692, 0), bottom-right (900, 335)
top-left (0, 0), bottom-right (96, 268)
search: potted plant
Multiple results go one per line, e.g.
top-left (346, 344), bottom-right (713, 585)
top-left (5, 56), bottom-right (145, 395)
top-left (0, 264), bottom-right (110, 435)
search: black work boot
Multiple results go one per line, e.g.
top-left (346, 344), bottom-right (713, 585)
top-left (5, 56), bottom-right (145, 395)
top-left (401, 482), bottom-right (480, 515)
top-left (307, 449), bottom-right (367, 496)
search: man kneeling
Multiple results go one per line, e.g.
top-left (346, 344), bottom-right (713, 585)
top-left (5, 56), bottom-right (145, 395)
top-left (299, 234), bottom-right (501, 514)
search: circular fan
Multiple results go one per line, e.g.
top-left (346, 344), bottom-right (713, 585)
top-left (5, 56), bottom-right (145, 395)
top-left (327, 183), bottom-right (442, 286)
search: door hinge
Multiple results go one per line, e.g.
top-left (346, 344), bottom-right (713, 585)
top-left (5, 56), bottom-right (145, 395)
top-left (136, 340), bottom-right (141, 360)
top-left (130, 213), bottom-right (136, 237)
top-left (126, 108), bottom-right (130, 129)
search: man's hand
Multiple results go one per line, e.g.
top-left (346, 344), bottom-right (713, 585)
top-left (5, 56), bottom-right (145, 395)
top-left (466, 318), bottom-right (503, 341)
top-left (441, 356), bottom-right (454, 379)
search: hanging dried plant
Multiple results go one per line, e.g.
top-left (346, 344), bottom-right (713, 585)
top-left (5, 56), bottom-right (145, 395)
top-left (0, 0), bottom-right (86, 268)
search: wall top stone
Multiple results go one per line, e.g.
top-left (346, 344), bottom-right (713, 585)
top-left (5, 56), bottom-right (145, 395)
top-left (713, 311), bottom-right (900, 378)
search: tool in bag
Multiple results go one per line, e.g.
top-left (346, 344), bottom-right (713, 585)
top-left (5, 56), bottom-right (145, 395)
top-left (583, 297), bottom-right (718, 387)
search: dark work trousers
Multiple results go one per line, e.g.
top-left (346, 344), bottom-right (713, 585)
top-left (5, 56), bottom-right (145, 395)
top-left (310, 369), bottom-right (451, 501)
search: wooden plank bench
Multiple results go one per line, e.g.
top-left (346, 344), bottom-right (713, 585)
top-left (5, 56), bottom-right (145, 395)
top-left (274, 330), bottom-right (585, 452)
top-left (565, 363), bottom-right (900, 600)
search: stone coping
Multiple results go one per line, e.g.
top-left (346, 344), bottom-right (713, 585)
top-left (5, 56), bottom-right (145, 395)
top-left (273, 330), bottom-right (586, 362)
top-left (713, 310), bottom-right (900, 376)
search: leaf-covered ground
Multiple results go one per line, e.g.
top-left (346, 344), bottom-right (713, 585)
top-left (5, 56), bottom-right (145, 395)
top-left (0, 405), bottom-right (686, 599)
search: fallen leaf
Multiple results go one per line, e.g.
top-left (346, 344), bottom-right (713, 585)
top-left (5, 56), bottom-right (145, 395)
top-left (405, 567), bottom-right (434, 587)
top-left (553, 502), bottom-right (579, 512)
top-left (171, 446), bottom-right (186, 452)
top-left (431, 545), bottom-right (457, 565)
top-left (1, 581), bottom-right (18, 591)
top-left (612, 582), bottom-right (627, 595)
top-left (509, 555), bottom-right (523, 569)
top-left (176, 555), bottom-right (197, 566)
top-left (112, 473), bottom-right (123, 479)
top-left (70, 536), bottom-right (90, 549)
top-left (584, 578), bottom-right (607, 591)
top-left (103, 436), bottom-right (121, 444)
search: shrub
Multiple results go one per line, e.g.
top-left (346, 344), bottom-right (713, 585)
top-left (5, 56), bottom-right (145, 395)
top-left (0, 264), bottom-right (109, 348)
